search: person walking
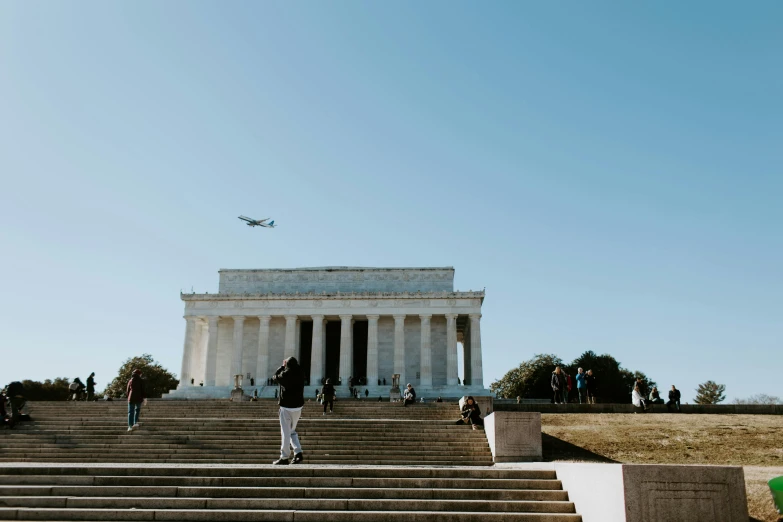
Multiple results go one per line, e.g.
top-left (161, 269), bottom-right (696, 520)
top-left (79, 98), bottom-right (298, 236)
top-left (575, 368), bottom-right (587, 404)
top-left (585, 369), bottom-right (597, 404)
top-left (272, 357), bottom-right (305, 465)
top-left (86, 373), bottom-right (96, 402)
top-left (667, 385), bottom-right (681, 412)
top-left (551, 366), bottom-right (565, 404)
top-left (126, 369), bottom-right (146, 431)
top-left (321, 378), bottom-right (335, 415)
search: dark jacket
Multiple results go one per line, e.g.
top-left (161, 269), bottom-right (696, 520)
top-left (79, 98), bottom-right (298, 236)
top-left (126, 375), bottom-right (145, 404)
top-left (585, 374), bottom-right (596, 391)
top-left (669, 388), bottom-right (681, 402)
top-left (404, 386), bottom-right (416, 401)
top-left (551, 372), bottom-right (565, 391)
top-left (86, 376), bottom-right (95, 392)
top-left (274, 357), bottom-right (305, 409)
top-left (461, 402), bottom-right (482, 422)
top-left (322, 383), bottom-right (335, 398)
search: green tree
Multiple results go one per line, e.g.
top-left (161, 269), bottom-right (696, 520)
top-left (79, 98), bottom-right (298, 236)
top-left (694, 380), bottom-right (726, 404)
top-left (102, 354), bottom-right (178, 399)
top-left (18, 378), bottom-right (72, 401)
top-left (490, 354), bottom-right (564, 399)
top-left (570, 351), bottom-right (656, 403)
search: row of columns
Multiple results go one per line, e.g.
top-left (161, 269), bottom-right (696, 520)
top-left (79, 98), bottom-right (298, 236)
top-left (179, 313), bottom-right (482, 388)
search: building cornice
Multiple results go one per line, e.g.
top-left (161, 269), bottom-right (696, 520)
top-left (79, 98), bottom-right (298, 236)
top-left (181, 290), bottom-right (484, 302)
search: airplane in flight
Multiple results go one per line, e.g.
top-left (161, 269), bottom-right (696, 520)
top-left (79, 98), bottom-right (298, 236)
top-left (238, 215), bottom-right (276, 228)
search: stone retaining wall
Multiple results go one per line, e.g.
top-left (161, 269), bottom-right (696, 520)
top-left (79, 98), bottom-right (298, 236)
top-left (494, 402), bottom-right (782, 414)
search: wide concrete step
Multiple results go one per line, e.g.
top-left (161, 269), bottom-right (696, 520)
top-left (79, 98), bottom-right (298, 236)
top-left (0, 507), bottom-right (581, 521)
top-left (0, 476), bottom-right (562, 489)
top-left (0, 486), bottom-right (568, 501)
top-left (0, 496), bottom-right (577, 513)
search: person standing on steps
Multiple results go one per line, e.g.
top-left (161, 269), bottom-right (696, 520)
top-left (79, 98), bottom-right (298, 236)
top-left (551, 366), bottom-right (565, 404)
top-left (86, 372), bottom-right (96, 402)
top-left (126, 369), bottom-right (146, 432)
top-left (321, 378), bottom-right (335, 415)
top-left (575, 368), bottom-right (587, 404)
top-left (585, 369), bottom-right (597, 404)
top-left (272, 357), bottom-right (305, 465)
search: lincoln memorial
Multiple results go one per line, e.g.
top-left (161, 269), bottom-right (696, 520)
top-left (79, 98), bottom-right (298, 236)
top-left (165, 267), bottom-right (488, 398)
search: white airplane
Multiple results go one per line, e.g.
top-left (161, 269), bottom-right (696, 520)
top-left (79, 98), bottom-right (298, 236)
top-left (238, 215), bottom-right (276, 228)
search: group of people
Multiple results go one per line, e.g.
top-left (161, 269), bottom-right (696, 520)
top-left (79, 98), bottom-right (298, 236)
top-left (67, 373), bottom-right (96, 401)
top-left (551, 366), bottom-right (596, 404)
top-left (632, 379), bottom-right (681, 412)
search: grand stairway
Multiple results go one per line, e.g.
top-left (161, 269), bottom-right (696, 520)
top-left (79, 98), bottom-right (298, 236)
top-left (0, 401), bottom-right (582, 521)
top-left (0, 465), bottom-right (580, 521)
top-left (1, 400), bottom-right (490, 466)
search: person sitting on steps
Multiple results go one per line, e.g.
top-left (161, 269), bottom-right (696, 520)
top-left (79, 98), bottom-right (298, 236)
top-left (648, 386), bottom-right (664, 405)
top-left (632, 384), bottom-right (649, 412)
top-left (456, 396), bottom-right (484, 430)
top-left (402, 383), bottom-right (416, 406)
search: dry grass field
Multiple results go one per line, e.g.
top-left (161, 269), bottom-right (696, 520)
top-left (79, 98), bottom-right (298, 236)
top-left (541, 413), bottom-right (783, 521)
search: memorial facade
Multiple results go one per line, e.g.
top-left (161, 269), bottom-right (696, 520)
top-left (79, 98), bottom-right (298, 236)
top-left (165, 267), bottom-right (488, 398)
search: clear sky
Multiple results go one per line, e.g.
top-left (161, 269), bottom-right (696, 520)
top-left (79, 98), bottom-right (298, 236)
top-left (1, 2), bottom-right (781, 402)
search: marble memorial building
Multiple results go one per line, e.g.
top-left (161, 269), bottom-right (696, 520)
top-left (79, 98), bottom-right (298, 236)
top-left (165, 267), bottom-right (487, 398)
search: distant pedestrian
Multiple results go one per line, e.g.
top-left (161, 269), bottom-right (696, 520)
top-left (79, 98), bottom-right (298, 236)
top-left (551, 367), bottom-right (566, 404)
top-left (649, 387), bottom-right (664, 404)
top-left (126, 369), bottom-right (146, 431)
top-left (632, 384), bottom-right (648, 411)
top-left (575, 368), bottom-right (587, 404)
top-left (585, 370), bottom-right (597, 404)
top-left (402, 384), bottom-right (416, 406)
top-left (365, 389), bottom-right (369, 398)
top-left (272, 357), bottom-right (305, 465)
top-left (383, 378), bottom-right (386, 386)
top-left (314, 388), bottom-right (319, 400)
top-left (86, 372), bottom-right (96, 401)
top-left (378, 395), bottom-right (382, 402)
top-left (562, 370), bottom-right (572, 404)
top-left (69, 378), bottom-right (85, 401)
top-left (456, 396), bottom-right (484, 430)
top-left (667, 385), bottom-right (681, 412)
top-left (274, 389), bottom-right (278, 399)
top-left (321, 379), bottom-right (335, 415)
top-left (516, 395), bottom-right (521, 404)
top-left (437, 396), bottom-right (443, 403)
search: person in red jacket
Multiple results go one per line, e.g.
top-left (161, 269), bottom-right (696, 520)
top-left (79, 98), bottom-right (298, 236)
top-left (126, 369), bottom-right (146, 432)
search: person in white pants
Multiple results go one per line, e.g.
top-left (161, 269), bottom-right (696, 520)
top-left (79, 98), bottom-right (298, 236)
top-left (272, 357), bottom-right (305, 465)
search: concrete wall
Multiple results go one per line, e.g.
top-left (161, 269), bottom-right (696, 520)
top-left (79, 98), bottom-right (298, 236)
top-left (494, 403), bottom-right (783, 415)
top-left (484, 412), bottom-right (542, 462)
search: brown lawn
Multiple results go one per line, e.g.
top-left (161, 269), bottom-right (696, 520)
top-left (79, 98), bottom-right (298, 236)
top-left (541, 414), bottom-right (783, 521)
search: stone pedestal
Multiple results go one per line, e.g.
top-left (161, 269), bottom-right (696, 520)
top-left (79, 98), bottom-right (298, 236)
top-left (622, 464), bottom-right (748, 522)
top-left (483, 412), bottom-right (542, 462)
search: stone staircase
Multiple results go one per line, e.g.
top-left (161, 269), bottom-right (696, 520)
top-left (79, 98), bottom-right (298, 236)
top-left (1, 400), bottom-right (491, 466)
top-left (0, 401), bottom-right (582, 521)
top-left (0, 465), bottom-right (581, 521)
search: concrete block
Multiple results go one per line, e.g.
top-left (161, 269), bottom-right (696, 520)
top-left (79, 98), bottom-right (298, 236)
top-left (554, 463), bottom-right (626, 522)
top-left (622, 464), bottom-right (748, 522)
top-left (483, 412), bottom-right (542, 462)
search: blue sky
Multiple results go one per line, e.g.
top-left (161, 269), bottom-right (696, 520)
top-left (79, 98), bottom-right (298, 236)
top-left (1, 2), bottom-right (780, 402)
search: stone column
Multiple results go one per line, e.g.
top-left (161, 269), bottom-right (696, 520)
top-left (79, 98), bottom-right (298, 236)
top-left (366, 315), bottom-right (380, 385)
top-left (445, 313), bottom-right (458, 385)
top-left (284, 315), bottom-right (298, 359)
top-left (204, 316), bottom-right (220, 386)
top-left (178, 316), bottom-right (198, 388)
top-left (469, 313), bottom-right (483, 386)
top-left (419, 314), bottom-right (432, 387)
top-left (310, 315), bottom-right (325, 385)
top-left (256, 316), bottom-right (271, 384)
top-left (393, 314), bottom-right (406, 385)
top-left (230, 316), bottom-right (245, 385)
top-left (193, 319), bottom-right (207, 384)
top-left (339, 314), bottom-right (353, 384)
